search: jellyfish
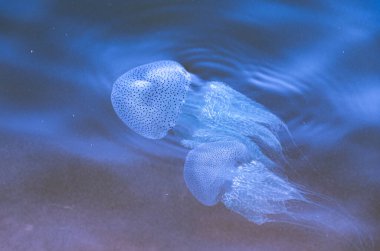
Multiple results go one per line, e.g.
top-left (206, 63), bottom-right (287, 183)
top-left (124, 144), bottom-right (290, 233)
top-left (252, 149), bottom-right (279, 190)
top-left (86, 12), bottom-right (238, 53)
top-left (111, 60), bottom-right (288, 164)
top-left (182, 139), bottom-right (369, 245)
top-left (183, 140), bottom-right (306, 224)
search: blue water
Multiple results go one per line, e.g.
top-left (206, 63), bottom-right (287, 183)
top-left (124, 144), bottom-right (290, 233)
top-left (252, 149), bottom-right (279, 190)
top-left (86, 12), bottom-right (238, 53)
top-left (0, 0), bottom-right (379, 250)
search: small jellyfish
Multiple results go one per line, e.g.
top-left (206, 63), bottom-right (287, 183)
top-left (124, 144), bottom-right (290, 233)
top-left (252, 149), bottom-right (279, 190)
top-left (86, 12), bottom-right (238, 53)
top-left (183, 140), bottom-right (305, 224)
top-left (182, 140), bottom-right (368, 246)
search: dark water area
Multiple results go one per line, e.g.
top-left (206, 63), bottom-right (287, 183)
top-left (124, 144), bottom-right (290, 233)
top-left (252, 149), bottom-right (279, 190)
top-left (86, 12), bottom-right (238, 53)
top-left (1, 0), bottom-right (380, 250)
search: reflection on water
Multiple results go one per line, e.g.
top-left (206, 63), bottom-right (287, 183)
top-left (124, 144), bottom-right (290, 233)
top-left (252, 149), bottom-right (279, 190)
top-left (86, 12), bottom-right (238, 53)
top-left (0, 0), bottom-right (379, 250)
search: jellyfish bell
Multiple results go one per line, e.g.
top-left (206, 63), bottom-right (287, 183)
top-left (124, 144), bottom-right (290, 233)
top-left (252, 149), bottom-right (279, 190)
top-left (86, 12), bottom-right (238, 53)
top-left (183, 140), bottom-right (251, 206)
top-left (111, 60), bottom-right (191, 139)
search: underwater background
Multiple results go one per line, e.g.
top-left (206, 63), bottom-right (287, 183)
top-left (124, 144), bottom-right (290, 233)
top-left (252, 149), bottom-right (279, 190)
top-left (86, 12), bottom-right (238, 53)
top-left (0, 0), bottom-right (380, 250)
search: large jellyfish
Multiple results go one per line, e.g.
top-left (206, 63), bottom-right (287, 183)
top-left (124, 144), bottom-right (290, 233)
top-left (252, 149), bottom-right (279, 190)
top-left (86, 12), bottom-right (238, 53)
top-left (111, 60), bottom-right (288, 165)
top-left (110, 60), bottom-right (366, 240)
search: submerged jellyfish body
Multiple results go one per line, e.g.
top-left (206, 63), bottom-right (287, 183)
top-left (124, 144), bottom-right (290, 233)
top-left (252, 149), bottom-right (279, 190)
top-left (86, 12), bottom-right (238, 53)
top-left (184, 140), bottom-right (306, 224)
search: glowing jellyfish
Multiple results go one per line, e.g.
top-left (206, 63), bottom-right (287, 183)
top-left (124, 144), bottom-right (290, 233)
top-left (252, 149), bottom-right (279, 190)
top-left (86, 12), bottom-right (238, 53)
top-left (183, 140), bottom-right (306, 224)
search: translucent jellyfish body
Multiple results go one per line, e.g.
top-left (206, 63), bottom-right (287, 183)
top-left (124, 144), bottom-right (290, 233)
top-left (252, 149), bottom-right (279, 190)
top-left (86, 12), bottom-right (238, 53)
top-left (184, 140), bottom-right (305, 224)
top-left (177, 81), bottom-right (289, 165)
